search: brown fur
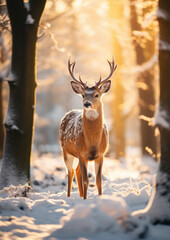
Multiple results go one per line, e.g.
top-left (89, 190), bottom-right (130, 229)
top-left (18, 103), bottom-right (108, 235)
top-left (62, 58), bottom-right (116, 199)
top-left (59, 103), bottom-right (108, 199)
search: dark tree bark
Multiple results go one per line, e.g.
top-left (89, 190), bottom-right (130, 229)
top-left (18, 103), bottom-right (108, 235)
top-left (133, 0), bottom-right (170, 224)
top-left (0, 80), bottom-right (4, 158)
top-left (130, 0), bottom-right (157, 158)
top-left (158, 0), bottom-right (170, 176)
top-left (0, 0), bottom-right (6, 158)
top-left (0, 0), bottom-right (46, 189)
top-left (149, 0), bottom-right (170, 223)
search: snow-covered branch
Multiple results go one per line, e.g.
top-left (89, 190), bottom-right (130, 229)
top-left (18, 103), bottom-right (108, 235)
top-left (4, 112), bottom-right (23, 134)
top-left (4, 71), bottom-right (17, 83)
top-left (159, 40), bottom-right (170, 52)
top-left (139, 103), bottom-right (170, 130)
top-left (26, 14), bottom-right (35, 25)
top-left (24, 2), bottom-right (35, 25)
top-left (157, 8), bottom-right (170, 21)
top-left (153, 103), bottom-right (170, 129)
top-left (122, 54), bottom-right (157, 75)
top-left (142, 12), bottom-right (156, 29)
top-left (24, 2), bottom-right (30, 12)
top-left (139, 115), bottom-right (152, 125)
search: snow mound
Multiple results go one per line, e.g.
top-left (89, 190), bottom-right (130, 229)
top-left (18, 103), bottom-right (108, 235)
top-left (1, 155), bottom-right (169, 240)
top-left (124, 185), bottom-right (150, 207)
top-left (50, 195), bottom-right (129, 238)
top-left (133, 171), bottom-right (170, 224)
top-left (0, 183), bottom-right (33, 198)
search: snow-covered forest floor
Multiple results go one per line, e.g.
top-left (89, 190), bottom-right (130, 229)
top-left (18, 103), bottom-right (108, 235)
top-left (0, 152), bottom-right (170, 240)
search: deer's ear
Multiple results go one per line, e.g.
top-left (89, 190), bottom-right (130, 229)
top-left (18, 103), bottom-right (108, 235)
top-left (99, 80), bottom-right (111, 94)
top-left (71, 81), bottom-right (84, 94)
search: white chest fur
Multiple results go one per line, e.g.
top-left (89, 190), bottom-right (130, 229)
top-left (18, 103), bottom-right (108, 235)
top-left (85, 108), bottom-right (99, 120)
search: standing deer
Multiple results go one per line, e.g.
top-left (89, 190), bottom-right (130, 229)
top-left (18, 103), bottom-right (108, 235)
top-left (59, 57), bottom-right (117, 199)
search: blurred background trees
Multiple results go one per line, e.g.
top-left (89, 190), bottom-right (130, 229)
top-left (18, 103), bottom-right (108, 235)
top-left (0, 0), bottom-right (159, 160)
top-left (109, 0), bottom-right (126, 159)
top-left (130, 0), bottom-right (158, 158)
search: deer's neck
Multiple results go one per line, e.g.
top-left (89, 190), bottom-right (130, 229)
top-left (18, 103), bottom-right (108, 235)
top-left (82, 105), bottom-right (103, 146)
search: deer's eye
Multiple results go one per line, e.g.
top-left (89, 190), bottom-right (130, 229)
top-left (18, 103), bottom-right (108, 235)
top-left (94, 93), bottom-right (99, 98)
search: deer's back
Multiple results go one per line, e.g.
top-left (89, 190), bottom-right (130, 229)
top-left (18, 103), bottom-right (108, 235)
top-left (59, 110), bottom-right (83, 151)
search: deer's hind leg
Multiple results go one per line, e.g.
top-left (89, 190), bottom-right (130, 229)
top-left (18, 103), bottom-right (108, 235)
top-left (76, 163), bottom-right (83, 197)
top-left (63, 151), bottom-right (74, 197)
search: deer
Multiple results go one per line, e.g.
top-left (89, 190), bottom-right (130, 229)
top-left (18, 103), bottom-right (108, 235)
top-left (59, 57), bottom-right (117, 199)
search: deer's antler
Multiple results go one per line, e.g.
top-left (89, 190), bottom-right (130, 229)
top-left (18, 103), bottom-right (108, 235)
top-left (68, 59), bottom-right (87, 88)
top-left (96, 56), bottom-right (117, 87)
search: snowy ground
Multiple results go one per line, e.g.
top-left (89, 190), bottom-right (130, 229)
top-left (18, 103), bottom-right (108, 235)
top-left (0, 153), bottom-right (170, 240)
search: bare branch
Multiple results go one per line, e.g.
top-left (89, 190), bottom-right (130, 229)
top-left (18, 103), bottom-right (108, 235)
top-left (37, 29), bottom-right (46, 39)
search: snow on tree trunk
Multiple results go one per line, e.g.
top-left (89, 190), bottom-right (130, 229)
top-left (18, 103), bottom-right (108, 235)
top-left (130, 0), bottom-right (157, 158)
top-left (0, 80), bottom-right (4, 158)
top-left (0, 0), bottom-right (46, 189)
top-left (0, 2), bottom-right (7, 158)
top-left (148, 0), bottom-right (170, 223)
top-left (133, 0), bottom-right (170, 224)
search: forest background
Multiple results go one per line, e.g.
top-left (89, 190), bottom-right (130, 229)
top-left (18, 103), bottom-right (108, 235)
top-left (0, 0), bottom-right (159, 161)
top-left (1, 0), bottom-right (170, 238)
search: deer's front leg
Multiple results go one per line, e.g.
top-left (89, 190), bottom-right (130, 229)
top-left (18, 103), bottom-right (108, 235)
top-left (64, 151), bottom-right (74, 197)
top-left (79, 159), bottom-right (88, 199)
top-left (76, 163), bottom-right (83, 197)
top-left (95, 157), bottom-right (103, 196)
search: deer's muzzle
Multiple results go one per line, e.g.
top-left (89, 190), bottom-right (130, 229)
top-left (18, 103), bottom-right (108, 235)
top-left (84, 101), bottom-right (92, 108)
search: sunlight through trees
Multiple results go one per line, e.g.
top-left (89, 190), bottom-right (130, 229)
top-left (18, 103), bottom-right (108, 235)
top-left (1, 0), bottom-right (170, 233)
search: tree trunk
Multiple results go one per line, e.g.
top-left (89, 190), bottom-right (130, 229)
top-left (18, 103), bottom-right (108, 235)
top-left (0, 81), bottom-right (4, 158)
top-left (133, 0), bottom-right (170, 224)
top-left (109, 0), bottom-right (125, 159)
top-left (0, 0), bottom-right (46, 189)
top-left (130, 0), bottom-right (157, 158)
top-left (148, 0), bottom-right (170, 223)
top-left (0, 0), bottom-right (6, 158)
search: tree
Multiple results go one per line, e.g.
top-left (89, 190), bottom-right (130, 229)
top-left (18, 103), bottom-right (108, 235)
top-left (130, 0), bottom-right (157, 157)
top-left (0, 78), bottom-right (4, 158)
top-left (0, 0), bottom-right (8, 158)
top-left (109, 0), bottom-right (125, 158)
top-left (0, 0), bottom-right (46, 189)
top-left (133, 0), bottom-right (170, 224)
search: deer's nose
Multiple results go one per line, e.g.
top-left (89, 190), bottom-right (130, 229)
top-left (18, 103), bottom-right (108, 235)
top-left (84, 101), bottom-right (91, 108)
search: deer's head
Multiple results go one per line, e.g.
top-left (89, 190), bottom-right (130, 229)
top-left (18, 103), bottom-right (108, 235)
top-left (68, 57), bottom-right (117, 119)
